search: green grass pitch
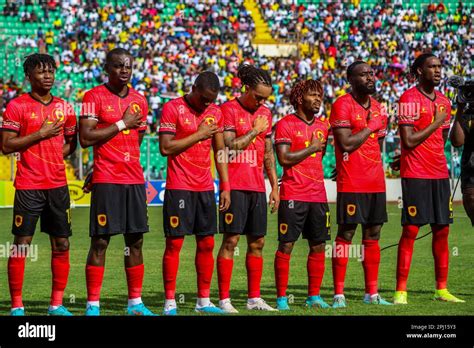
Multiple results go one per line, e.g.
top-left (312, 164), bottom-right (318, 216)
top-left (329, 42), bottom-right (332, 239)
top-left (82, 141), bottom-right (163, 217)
top-left (0, 203), bottom-right (472, 316)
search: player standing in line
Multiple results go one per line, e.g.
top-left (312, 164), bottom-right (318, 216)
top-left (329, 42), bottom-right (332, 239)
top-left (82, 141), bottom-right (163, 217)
top-left (1, 54), bottom-right (77, 316)
top-left (329, 61), bottom-right (391, 308)
top-left (273, 79), bottom-right (331, 311)
top-left (159, 71), bottom-right (231, 315)
top-left (79, 48), bottom-right (156, 316)
top-left (394, 53), bottom-right (464, 304)
top-left (216, 64), bottom-right (279, 313)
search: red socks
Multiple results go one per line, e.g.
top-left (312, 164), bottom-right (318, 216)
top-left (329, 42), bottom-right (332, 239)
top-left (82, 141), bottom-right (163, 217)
top-left (218, 254), bottom-right (263, 300)
top-left (86, 264), bottom-right (105, 301)
top-left (8, 254), bottom-right (26, 308)
top-left (162, 236), bottom-right (184, 299)
top-left (332, 236), bottom-right (351, 295)
top-left (50, 250), bottom-right (70, 306)
top-left (195, 236), bottom-right (215, 298)
top-left (396, 225), bottom-right (419, 291)
top-left (307, 251), bottom-right (325, 297)
top-left (432, 225), bottom-right (449, 290)
top-left (362, 240), bottom-right (380, 295)
top-left (274, 250), bottom-right (290, 297)
top-left (217, 256), bottom-right (233, 300)
top-left (246, 254), bottom-right (263, 299)
top-left (125, 264), bottom-right (144, 299)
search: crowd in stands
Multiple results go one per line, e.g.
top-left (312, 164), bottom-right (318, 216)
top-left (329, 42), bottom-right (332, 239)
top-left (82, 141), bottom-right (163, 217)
top-left (1, 0), bottom-right (472, 136)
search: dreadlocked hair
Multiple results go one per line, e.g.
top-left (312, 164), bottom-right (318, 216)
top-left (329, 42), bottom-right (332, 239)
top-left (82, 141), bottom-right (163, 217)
top-left (289, 79), bottom-right (323, 109)
top-left (23, 53), bottom-right (56, 76)
top-left (411, 53), bottom-right (437, 78)
top-left (237, 63), bottom-right (272, 88)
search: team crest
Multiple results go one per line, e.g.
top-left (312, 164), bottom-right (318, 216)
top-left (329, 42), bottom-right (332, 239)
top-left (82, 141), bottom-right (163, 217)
top-left (14, 215), bottom-right (23, 227)
top-left (408, 206), bottom-right (417, 217)
top-left (347, 204), bottom-right (356, 216)
top-left (279, 223), bottom-right (288, 235)
top-left (54, 109), bottom-right (65, 122)
top-left (355, 114), bottom-right (362, 120)
top-left (184, 118), bottom-right (191, 125)
top-left (170, 216), bottom-right (179, 228)
top-left (316, 131), bottom-right (324, 141)
top-left (296, 131), bottom-right (303, 137)
top-left (97, 214), bottom-right (107, 226)
top-left (205, 116), bottom-right (215, 125)
top-left (31, 112), bottom-right (37, 119)
top-left (131, 103), bottom-right (141, 113)
top-left (438, 105), bottom-right (446, 113)
top-left (239, 118), bottom-right (246, 125)
top-left (225, 213), bottom-right (233, 225)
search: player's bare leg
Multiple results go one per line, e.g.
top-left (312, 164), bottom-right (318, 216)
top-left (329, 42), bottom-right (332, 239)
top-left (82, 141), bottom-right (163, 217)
top-left (305, 241), bottom-right (329, 309)
top-left (85, 236), bottom-right (110, 315)
top-left (245, 235), bottom-right (276, 311)
top-left (274, 241), bottom-right (294, 310)
top-left (217, 233), bottom-right (240, 313)
top-left (331, 224), bottom-right (356, 308)
top-left (8, 235), bottom-right (33, 315)
top-left (48, 236), bottom-right (72, 315)
top-left (361, 225), bottom-right (391, 305)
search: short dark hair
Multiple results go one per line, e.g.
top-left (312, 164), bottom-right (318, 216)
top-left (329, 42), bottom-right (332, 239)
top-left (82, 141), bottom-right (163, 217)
top-left (106, 47), bottom-right (133, 64)
top-left (411, 53), bottom-right (437, 77)
top-left (194, 71), bottom-right (220, 92)
top-left (23, 53), bottom-right (56, 76)
top-left (289, 79), bottom-right (323, 109)
top-left (346, 60), bottom-right (367, 78)
top-left (237, 64), bottom-right (272, 88)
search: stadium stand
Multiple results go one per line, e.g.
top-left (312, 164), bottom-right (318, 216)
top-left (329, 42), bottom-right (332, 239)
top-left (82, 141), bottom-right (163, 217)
top-left (0, 0), bottom-right (471, 180)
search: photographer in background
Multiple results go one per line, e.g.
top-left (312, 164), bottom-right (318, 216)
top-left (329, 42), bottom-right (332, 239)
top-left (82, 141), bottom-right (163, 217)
top-left (450, 100), bottom-right (474, 225)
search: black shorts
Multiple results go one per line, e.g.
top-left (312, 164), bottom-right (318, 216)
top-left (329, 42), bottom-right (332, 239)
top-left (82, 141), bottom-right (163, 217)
top-left (219, 190), bottom-right (267, 236)
top-left (336, 192), bottom-right (387, 225)
top-left (401, 178), bottom-right (453, 226)
top-left (89, 184), bottom-right (149, 237)
top-left (12, 186), bottom-right (71, 237)
top-left (278, 200), bottom-right (331, 243)
top-left (163, 189), bottom-right (217, 237)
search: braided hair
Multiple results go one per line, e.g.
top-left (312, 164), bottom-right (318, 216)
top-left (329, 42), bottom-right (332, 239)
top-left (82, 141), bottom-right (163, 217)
top-left (411, 53), bottom-right (437, 78)
top-left (23, 53), bottom-right (56, 76)
top-left (289, 79), bottom-right (323, 109)
top-left (237, 64), bottom-right (272, 89)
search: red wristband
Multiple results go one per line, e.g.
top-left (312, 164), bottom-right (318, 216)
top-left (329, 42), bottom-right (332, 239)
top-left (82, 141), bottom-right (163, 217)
top-left (220, 181), bottom-right (231, 191)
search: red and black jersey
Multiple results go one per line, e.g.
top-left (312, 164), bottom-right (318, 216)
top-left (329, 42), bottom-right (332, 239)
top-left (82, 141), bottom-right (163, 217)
top-left (81, 84), bottom-right (148, 185)
top-left (330, 93), bottom-right (387, 193)
top-left (2, 93), bottom-right (77, 190)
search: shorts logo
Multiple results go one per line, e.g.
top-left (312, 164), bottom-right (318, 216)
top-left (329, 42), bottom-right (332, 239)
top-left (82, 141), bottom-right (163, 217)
top-left (97, 214), bottom-right (107, 226)
top-left (170, 216), bottom-right (179, 228)
top-left (408, 206), bottom-right (417, 217)
top-left (225, 213), bottom-right (233, 225)
top-left (279, 223), bottom-right (288, 235)
top-left (14, 215), bottom-right (23, 227)
top-left (347, 204), bottom-right (356, 216)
